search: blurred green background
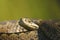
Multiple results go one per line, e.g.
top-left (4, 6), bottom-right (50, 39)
top-left (0, 0), bottom-right (60, 21)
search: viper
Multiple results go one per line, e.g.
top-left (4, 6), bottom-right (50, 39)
top-left (0, 18), bottom-right (39, 40)
top-left (0, 18), bottom-right (60, 40)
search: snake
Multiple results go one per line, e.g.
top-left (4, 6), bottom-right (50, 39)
top-left (0, 18), bottom-right (60, 40)
top-left (0, 18), bottom-right (40, 40)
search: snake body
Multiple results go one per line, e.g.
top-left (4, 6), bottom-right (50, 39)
top-left (0, 18), bottom-right (39, 40)
top-left (0, 18), bottom-right (60, 40)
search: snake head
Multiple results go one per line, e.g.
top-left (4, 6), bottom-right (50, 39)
top-left (19, 18), bottom-right (39, 31)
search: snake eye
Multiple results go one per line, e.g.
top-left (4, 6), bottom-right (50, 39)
top-left (28, 20), bottom-right (31, 23)
top-left (19, 18), bottom-right (39, 30)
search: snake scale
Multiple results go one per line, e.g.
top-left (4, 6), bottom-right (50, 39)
top-left (0, 18), bottom-right (60, 40)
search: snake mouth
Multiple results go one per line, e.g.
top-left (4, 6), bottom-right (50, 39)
top-left (19, 18), bottom-right (39, 31)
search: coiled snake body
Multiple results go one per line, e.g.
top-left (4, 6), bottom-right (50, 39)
top-left (0, 18), bottom-right (60, 40)
top-left (0, 18), bottom-right (39, 40)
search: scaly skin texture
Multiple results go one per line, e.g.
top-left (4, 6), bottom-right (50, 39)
top-left (0, 18), bottom-right (60, 40)
top-left (0, 30), bottom-right (38, 40)
top-left (0, 18), bottom-right (39, 40)
top-left (0, 20), bottom-right (28, 33)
